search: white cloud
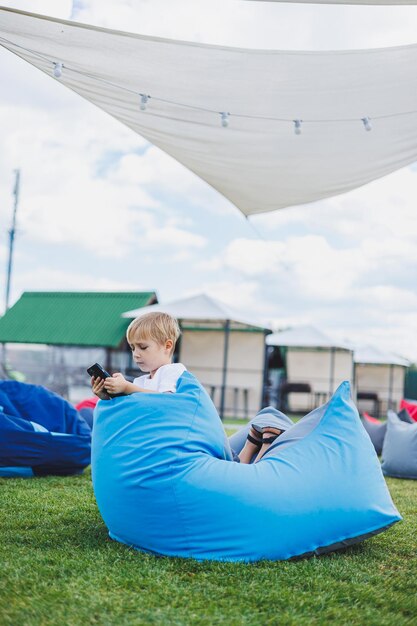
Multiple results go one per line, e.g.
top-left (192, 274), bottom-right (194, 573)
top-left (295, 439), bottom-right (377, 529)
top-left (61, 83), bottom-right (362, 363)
top-left (205, 236), bottom-right (366, 300)
top-left (356, 285), bottom-right (417, 312)
top-left (214, 239), bottom-right (285, 276)
top-left (108, 147), bottom-right (236, 217)
top-left (0, 102), bottom-right (209, 260)
top-left (189, 279), bottom-right (264, 318)
top-left (145, 226), bottom-right (206, 249)
top-left (0, 106), bottom-right (157, 257)
top-left (253, 166), bottom-right (417, 241)
top-left (196, 231), bottom-right (417, 362)
top-left (13, 266), bottom-right (149, 293)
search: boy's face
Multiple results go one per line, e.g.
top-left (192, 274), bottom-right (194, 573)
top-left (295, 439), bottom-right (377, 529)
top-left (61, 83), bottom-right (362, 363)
top-left (129, 335), bottom-right (173, 375)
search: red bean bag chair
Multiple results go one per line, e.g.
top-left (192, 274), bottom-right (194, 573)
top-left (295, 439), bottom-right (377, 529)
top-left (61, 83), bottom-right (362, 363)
top-left (75, 397), bottom-right (99, 411)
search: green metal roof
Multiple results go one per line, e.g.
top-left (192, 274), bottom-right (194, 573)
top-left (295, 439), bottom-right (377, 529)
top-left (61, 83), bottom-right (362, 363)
top-left (0, 291), bottom-right (157, 348)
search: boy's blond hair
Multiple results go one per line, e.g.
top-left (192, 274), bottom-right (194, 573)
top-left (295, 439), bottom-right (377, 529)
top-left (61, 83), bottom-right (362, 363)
top-left (126, 312), bottom-right (181, 355)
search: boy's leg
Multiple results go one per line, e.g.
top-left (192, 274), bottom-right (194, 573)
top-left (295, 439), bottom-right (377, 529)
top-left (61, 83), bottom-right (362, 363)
top-left (254, 427), bottom-right (283, 463)
top-left (238, 427), bottom-right (262, 464)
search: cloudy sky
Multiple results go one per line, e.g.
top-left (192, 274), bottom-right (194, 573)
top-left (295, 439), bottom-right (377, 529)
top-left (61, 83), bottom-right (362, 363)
top-left (1, 0), bottom-right (417, 361)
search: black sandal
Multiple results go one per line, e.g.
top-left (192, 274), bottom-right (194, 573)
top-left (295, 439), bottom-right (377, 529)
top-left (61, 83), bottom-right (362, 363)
top-left (262, 430), bottom-right (283, 445)
top-left (247, 431), bottom-right (263, 447)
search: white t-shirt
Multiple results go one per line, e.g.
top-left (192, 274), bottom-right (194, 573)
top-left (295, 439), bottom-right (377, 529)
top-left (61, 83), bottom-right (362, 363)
top-left (133, 363), bottom-right (186, 393)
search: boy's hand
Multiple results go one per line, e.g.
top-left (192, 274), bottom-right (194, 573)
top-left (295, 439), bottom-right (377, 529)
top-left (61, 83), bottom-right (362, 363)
top-left (91, 376), bottom-right (110, 401)
top-left (103, 372), bottom-right (128, 395)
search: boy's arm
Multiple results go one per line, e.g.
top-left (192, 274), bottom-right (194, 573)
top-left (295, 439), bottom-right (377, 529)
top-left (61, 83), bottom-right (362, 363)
top-left (103, 373), bottom-right (161, 395)
top-left (122, 381), bottom-right (160, 395)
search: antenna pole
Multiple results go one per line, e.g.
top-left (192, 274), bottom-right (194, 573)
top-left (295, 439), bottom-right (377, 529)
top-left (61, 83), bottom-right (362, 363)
top-left (5, 169), bottom-right (20, 312)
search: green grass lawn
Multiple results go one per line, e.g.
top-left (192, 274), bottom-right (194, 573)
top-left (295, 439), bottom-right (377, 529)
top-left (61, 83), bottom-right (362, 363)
top-left (0, 471), bottom-right (416, 626)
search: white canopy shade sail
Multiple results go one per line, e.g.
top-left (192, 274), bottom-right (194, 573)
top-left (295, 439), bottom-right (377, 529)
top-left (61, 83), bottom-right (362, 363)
top-left (122, 293), bottom-right (269, 330)
top-left (1, 7), bottom-right (417, 214)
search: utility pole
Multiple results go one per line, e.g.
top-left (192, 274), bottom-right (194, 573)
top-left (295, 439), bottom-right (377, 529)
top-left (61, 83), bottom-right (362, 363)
top-left (5, 169), bottom-right (20, 312)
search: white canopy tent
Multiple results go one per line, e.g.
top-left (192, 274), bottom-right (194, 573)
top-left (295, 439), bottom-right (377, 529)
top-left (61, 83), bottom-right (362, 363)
top-left (354, 345), bottom-right (410, 415)
top-left (267, 325), bottom-right (351, 350)
top-left (2, 7), bottom-right (417, 214)
top-left (267, 325), bottom-right (354, 411)
top-left (354, 345), bottom-right (410, 367)
top-left (123, 293), bottom-right (267, 330)
top-left (123, 294), bottom-right (270, 419)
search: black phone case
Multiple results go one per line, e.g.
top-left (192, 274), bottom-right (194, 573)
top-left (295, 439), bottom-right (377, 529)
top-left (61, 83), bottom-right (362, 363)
top-left (87, 363), bottom-right (111, 379)
top-left (87, 363), bottom-right (124, 398)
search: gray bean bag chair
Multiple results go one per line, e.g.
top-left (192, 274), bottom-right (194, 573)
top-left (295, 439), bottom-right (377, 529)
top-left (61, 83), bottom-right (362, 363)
top-left (361, 413), bottom-right (387, 455)
top-left (381, 412), bottom-right (417, 479)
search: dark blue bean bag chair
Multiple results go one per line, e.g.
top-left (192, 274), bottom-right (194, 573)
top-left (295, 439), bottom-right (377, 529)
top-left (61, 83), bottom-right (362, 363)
top-left (78, 407), bottom-right (94, 429)
top-left (396, 408), bottom-right (415, 424)
top-left (0, 381), bottom-right (91, 477)
top-left (92, 373), bottom-right (401, 562)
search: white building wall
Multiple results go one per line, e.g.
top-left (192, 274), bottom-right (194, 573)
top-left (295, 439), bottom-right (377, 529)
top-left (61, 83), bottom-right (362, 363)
top-left (355, 364), bottom-right (406, 415)
top-left (180, 330), bottom-right (265, 418)
top-left (286, 348), bottom-right (354, 412)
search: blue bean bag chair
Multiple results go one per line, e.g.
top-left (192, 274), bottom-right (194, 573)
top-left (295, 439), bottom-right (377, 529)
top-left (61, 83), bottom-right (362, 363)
top-left (92, 373), bottom-right (401, 562)
top-left (0, 381), bottom-right (91, 477)
top-left (381, 411), bottom-right (417, 479)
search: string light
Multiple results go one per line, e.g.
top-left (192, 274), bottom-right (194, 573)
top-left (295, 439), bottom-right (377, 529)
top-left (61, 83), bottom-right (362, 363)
top-left (0, 36), bottom-right (412, 134)
top-left (362, 116), bottom-right (372, 131)
top-left (221, 112), bottom-right (230, 128)
top-left (53, 62), bottom-right (62, 78)
top-left (140, 94), bottom-right (149, 111)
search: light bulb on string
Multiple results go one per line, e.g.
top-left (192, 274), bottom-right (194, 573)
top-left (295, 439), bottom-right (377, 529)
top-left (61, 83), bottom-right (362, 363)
top-left (140, 94), bottom-right (149, 111)
top-left (2, 37), bottom-right (416, 137)
top-left (53, 62), bottom-right (63, 78)
top-left (221, 112), bottom-right (230, 128)
top-left (362, 117), bottom-right (372, 131)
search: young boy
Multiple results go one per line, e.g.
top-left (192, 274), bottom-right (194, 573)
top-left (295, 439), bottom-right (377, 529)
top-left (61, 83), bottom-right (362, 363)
top-left (91, 310), bottom-right (280, 463)
top-left (91, 312), bottom-right (186, 400)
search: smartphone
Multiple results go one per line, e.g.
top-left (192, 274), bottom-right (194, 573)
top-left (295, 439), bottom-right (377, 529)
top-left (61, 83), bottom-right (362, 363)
top-left (87, 363), bottom-right (111, 379)
top-left (87, 363), bottom-right (124, 398)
